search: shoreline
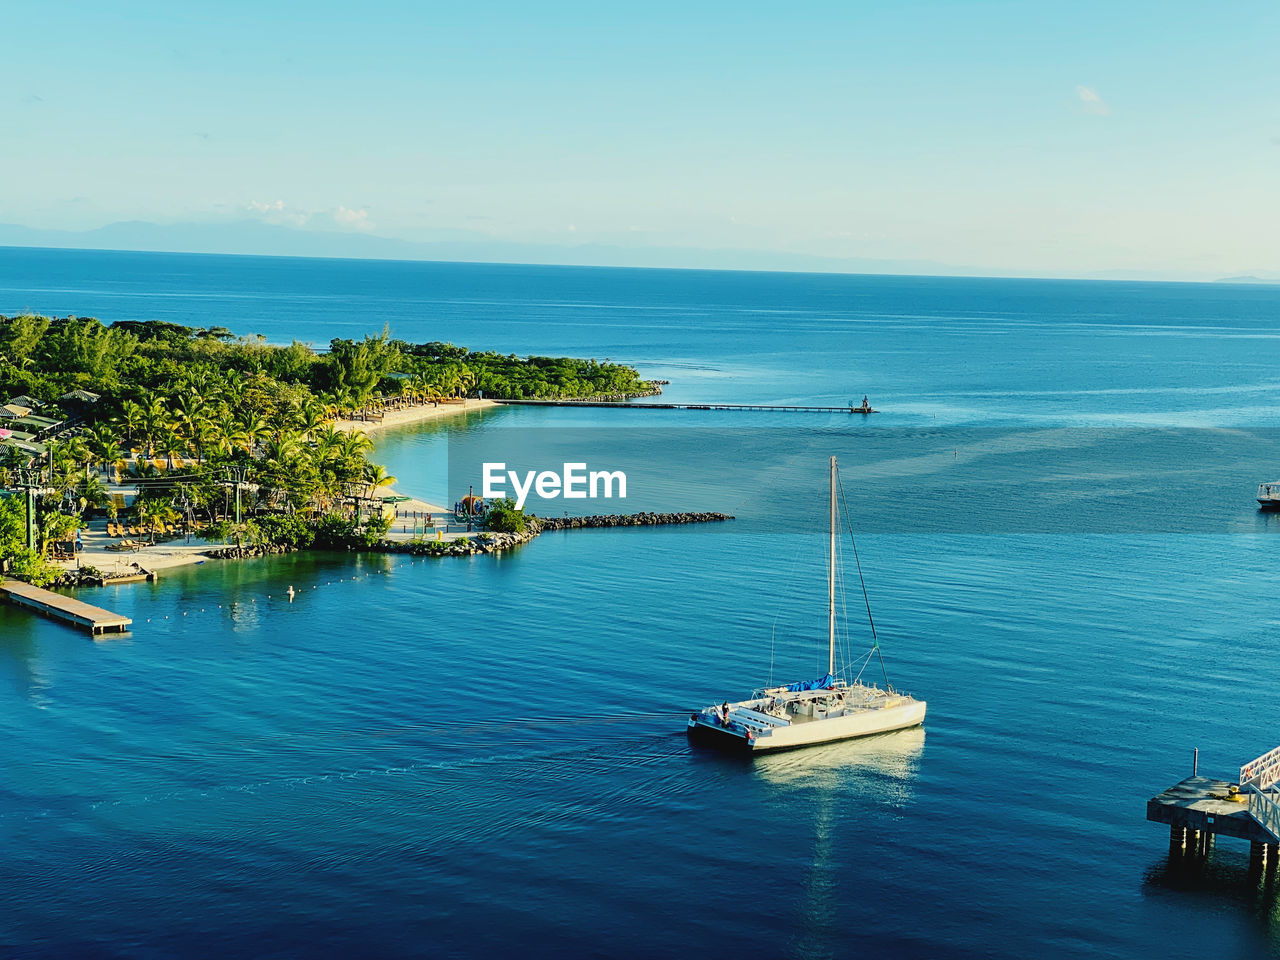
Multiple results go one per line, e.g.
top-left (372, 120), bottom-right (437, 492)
top-left (331, 399), bottom-right (499, 515)
top-left (50, 511), bottom-right (736, 585)
top-left (53, 400), bottom-right (496, 577)
top-left (330, 398), bottom-right (498, 435)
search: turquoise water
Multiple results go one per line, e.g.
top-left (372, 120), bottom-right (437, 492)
top-left (4, 247), bottom-right (1280, 957)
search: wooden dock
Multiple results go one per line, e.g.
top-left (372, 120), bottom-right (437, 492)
top-left (1, 579), bottom-right (132, 635)
top-left (492, 399), bottom-right (877, 414)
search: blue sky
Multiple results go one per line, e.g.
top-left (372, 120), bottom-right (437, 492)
top-left (5, 1), bottom-right (1278, 276)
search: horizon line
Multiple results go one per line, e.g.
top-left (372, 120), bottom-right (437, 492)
top-left (1, 241), bottom-right (1270, 289)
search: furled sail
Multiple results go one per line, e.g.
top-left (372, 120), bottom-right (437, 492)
top-left (785, 674), bottom-right (834, 692)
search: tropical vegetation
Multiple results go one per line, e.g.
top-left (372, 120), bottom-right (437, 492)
top-left (0, 314), bottom-right (609, 579)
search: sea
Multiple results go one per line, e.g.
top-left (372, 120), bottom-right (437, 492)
top-left (3, 245), bottom-right (1280, 958)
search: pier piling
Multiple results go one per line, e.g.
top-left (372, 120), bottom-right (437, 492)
top-left (1149, 747), bottom-right (1280, 869)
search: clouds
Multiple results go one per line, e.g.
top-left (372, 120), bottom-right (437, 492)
top-left (334, 205), bottom-right (375, 232)
top-left (1075, 85), bottom-right (1109, 116)
top-left (246, 200), bottom-right (374, 231)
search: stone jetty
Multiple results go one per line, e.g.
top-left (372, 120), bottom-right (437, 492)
top-left (377, 512), bottom-right (734, 558)
top-left (173, 512), bottom-right (736, 566)
top-left (533, 512), bottom-right (734, 531)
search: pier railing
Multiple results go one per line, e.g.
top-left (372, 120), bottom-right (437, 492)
top-left (1246, 784), bottom-right (1280, 842)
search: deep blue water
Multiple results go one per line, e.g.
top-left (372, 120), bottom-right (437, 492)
top-left (4, 247), bottom-right (1280, 958)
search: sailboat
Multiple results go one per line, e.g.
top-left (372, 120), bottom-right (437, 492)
top-left (687, 456), bottom-right (926, 754)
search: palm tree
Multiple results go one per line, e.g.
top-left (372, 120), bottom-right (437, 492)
top-left (0, 444), bottom-right (28, 487)
top-left (357, 462), bottom-right (397, 521)
top-left (310, 424), bottom-right (344, 462)
top-left (157, 425), bottom-right (184, 471)
top-left (339, 430), bottom-right (373, 460)
top-left (175, 394), bottom-right (210, 460)
top-left (84, 424), bottom-right (120, 478)
top-left (61, 436), bottom-right (94, 478)
top-left (209, 411), bottom-right (248, 458)
top-left (75, 473), bottom-right (111, 513)
top-left (238, 414), bottom-right (269, 455)
top-left (135, 498), bottom-right (177, 544)
top-left (140, 396), bottom-right (169, 458)
top-left (114, 400), bottom-right (144, 448)
top-left (456, 368), bottom-right (477, 398)
top-left (293, 397), bottom-right (327, 437)
top-left (192, 420), bottom-right (219, 465)
top-left (38, 511), bottom-right (80, 557)
top-left (262, 431), bottom-right (300, 466)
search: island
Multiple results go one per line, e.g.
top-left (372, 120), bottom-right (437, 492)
top-left (0, 313), bottom-right (669, 588)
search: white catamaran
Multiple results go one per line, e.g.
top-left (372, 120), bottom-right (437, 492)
top-left (688, 456), bottom-right (926, 754)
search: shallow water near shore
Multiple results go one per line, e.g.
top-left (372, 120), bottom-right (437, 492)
top-left (4, 249), bottom-right (1280, 957)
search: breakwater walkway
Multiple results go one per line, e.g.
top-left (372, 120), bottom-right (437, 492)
top-left (380, 512), bottom-right (736, 557)
top-left (535, 512), bottom-right (734, 530)
top-left (492, 400), bottom-right (876, 414)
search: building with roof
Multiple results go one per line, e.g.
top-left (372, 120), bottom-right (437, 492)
top-left (58, 390), bottom-right (101, 405)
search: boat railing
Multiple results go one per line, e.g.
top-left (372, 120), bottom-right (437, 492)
top-left (1246, 784), bottom-right (1280, 842)
top-left (731, 706), bottom-right (790, 728)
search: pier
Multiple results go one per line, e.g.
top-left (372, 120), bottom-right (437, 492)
top-left (1, 579), bottom-right (132, 635)
top-left (1148, 747), bottom-right (1280, 871)
top-left (491, 399), bottom-right (877, 414)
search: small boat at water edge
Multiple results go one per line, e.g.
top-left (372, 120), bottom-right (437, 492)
top-left (687, 456), bottom-right (926, 755)
top-left (1259, 482), bottom-right (1280, 510)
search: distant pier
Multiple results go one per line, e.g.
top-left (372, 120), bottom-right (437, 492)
top-left (492, 400), bottom-right (877, 414)
top-left (1, 579), bottom-right (132, 636)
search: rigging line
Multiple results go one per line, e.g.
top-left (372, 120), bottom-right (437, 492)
top-left (838, 538), bottom-right (855, 680)
top-left (768, 622), bottom-right (776, 689)
top-left (834, 542), bottom-right (855, 686)
top-left (834, 533), bottom-right (853, 680)
top-left (766, 535), bottom-right (807, 687)
top-left (851, 646), bottom-right (876, 685)
top-left (837, 469), bottom-right (890, 688)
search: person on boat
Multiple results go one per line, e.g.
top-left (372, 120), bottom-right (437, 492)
top-left (861, 395), bottom-right (870, 410)
top-left (719, 702), bottom-right (730, 726)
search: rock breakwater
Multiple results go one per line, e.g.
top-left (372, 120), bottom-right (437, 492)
top-left (532, 512), bottom-right (734, 531)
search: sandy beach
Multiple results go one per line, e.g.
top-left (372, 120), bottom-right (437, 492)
top-left (331, 398), bottom-right (497, 434)
top-left (382, 488), bottom-right (450, 523)
top-left (58, 521), bottom-right (233, 574)
top-left (47, 400), bottom-right (496, 577)
top-left (332, 398), bottom-right (498, 515)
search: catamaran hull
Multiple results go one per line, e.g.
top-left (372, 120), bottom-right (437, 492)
top-left (688, 700), bottom-right (926, 754)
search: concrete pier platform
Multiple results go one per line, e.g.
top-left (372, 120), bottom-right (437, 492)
top-left (1147, 777), bottom-right (1274, 843)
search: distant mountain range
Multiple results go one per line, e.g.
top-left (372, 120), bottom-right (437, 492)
top-left (0, 219), bottom-right (1251, 283)
top-left (0, 220), bottom-right (977, 277)
top-left (1213, 275), bottom-right (1280, 284)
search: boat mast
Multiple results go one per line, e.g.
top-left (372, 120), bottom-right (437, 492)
top-left (828, 455), bottom-right (837, 677)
